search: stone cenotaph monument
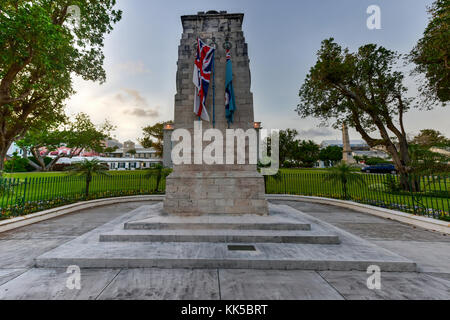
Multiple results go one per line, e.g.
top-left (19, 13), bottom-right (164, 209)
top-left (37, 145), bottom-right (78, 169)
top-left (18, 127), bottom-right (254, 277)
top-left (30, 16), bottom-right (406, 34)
top-left (163, 11), bottom-right (269, 216)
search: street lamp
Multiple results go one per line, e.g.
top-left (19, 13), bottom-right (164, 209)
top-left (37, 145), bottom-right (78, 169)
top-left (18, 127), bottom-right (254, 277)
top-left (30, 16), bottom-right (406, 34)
top-left (164, 123), bottom-right (174, 130)
top-left (253, 122), bottom-right (261, 130)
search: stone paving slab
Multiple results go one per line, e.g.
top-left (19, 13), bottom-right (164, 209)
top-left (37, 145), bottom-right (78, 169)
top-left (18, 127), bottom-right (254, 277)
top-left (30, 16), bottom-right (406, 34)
top-left (333, 222), bottom-right (450, 242)
top-left (0, 268), bottom-right (120, 300)
top-left (319, 271), bottom-right (450, 300)
top-left (372, 240), bottom-right (450, 273)
top-left (0, 200), bottom-right (449, 300)
top-left (97, 268), bottom-right (220, 300)
top-left (34, 203), bottom-right (416, 271)
top-left (0, 269), bottom-right (28, 286)
top-left (0, 239), bottom-right (70, 268)
top-left (219, 269), bottom-right (344, 300)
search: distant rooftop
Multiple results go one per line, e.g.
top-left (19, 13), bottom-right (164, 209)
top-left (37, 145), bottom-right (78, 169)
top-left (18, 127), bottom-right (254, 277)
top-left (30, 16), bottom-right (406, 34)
top-left (321, 140), bottom-right (369, 147)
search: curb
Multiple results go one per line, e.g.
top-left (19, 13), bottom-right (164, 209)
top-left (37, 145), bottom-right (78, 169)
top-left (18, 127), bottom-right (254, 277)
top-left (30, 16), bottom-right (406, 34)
top-left (266, 194), bottom-right (450, 235)
top-left (1, 194), bottom-right (448, 235)
top-left (0, 195), bottom-right (165, 233)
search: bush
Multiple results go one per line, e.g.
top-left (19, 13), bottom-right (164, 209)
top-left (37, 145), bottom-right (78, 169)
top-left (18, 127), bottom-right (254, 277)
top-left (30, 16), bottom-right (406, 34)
top-left (383, 174), bottom-right (401, 192)
top-left (365, 157), bottom-right (391, 166)
top-left (4, 157), bottom-right (29, 172)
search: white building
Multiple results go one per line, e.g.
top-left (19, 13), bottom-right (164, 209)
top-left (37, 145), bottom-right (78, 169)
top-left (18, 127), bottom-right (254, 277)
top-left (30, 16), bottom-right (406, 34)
top-left (6, 142), bottom-right (26, 158)
top-left (55, 156), bottom-right (161, 170)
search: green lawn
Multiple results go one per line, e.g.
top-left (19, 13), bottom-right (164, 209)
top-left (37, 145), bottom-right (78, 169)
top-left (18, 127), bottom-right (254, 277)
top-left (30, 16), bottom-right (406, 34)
top-left (3, 170), bottom-right (147, 179)
top-left (1, 172), bottom-right (165, 219)
top-left (1, 169), bottom-right (449, 221)
top-left (266, 171), bottom-right (449, 220)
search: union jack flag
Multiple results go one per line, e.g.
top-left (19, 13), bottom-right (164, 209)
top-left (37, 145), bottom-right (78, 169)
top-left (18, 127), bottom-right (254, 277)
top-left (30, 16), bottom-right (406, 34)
top-left (193, 38), bottom-right (215, 121)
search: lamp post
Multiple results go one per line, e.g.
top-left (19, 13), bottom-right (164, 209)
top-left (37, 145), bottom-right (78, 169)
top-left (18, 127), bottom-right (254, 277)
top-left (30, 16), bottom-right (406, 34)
top-left (254, 122), bottom-right (262, 164)
top-left (163, 123), bottom-right (174, 168)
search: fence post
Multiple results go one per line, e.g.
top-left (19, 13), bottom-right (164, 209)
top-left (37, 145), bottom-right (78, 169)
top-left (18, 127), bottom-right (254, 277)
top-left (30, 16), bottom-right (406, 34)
top-left (21, 177), bottom-right (28, 215)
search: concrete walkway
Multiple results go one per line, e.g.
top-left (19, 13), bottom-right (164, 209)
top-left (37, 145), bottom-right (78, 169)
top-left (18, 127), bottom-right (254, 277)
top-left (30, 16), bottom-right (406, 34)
top-left (0, 200), bottom-right (449, 300)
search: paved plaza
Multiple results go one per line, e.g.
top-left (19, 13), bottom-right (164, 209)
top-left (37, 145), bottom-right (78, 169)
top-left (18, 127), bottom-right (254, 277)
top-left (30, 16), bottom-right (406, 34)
top-left (0, 200), bottom-right (449, 300)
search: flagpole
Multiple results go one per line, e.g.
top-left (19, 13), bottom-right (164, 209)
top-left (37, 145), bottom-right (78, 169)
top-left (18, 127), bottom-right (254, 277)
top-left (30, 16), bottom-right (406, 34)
top-left (212, 51), bottom-right (216, 128)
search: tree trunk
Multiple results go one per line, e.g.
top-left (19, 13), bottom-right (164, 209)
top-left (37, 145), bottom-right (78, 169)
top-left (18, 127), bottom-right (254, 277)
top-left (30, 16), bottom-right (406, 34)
top-left (0, 140), bottom-right (12, 172)
top-left (85, 177), bottom-right (91, 199)
top-left (342, 178), bottom-right (348, 200)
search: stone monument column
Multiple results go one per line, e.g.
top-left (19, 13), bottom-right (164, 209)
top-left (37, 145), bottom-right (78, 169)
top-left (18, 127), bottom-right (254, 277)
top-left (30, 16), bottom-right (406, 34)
top-left (342, 123), bottom-right (355, 164)
top-left (163, 11), bottom-right (269, 216)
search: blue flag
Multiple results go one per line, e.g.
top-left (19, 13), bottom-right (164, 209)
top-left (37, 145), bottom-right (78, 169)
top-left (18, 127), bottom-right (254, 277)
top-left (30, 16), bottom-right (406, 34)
top-left (225, 49), bottom-right (236, 124)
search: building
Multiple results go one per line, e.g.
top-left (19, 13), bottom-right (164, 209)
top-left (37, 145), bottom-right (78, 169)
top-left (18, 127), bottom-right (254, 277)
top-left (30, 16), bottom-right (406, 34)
top-left (54, 156), bottom-right (161, 170)
top-left (104, 144), bottom-right (160, 160)
top-left (320, 139), bottom-right (370, 150)
top-left (6, 142), bottom-right (26, 158)
top-left (352, 150), bottom-right (390, 159)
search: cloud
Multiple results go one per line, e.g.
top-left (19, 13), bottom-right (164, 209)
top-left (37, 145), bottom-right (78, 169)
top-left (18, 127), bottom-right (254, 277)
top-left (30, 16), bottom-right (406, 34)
top-left (114, 88), bottom-right (148, 107)
top-left (115, 61), bottom-right (150, 75)
top-left (298, 127), bottom-right (335, 138)
top-left (123, 107), bottom-right (160, 118)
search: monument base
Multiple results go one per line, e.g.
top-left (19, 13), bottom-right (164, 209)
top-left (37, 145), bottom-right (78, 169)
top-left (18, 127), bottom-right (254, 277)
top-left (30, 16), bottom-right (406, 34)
top-left (163, 171), bottom-right (269, 216)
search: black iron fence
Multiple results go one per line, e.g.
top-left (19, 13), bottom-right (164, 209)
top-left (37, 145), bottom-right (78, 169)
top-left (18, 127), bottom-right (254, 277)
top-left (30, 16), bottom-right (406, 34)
top-left (1, 172), bottom-right (449, 221)
top-left (265, 172), bottom-right (450, 221)
top-left (0, 174), bottom-right (165, 219)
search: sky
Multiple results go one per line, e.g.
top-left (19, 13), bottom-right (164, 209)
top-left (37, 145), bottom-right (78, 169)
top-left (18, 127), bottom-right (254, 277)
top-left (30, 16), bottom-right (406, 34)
top-left (66, 0), bottom-right (449, 144)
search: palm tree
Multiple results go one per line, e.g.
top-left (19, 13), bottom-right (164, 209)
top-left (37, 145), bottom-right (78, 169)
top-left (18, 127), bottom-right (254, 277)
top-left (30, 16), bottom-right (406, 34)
top-left (144, 163), bottom-right (169, 192)
top-left (324, 162), bottom-right (365, 200)
top-left (67, 159), bottom-right (109, 199)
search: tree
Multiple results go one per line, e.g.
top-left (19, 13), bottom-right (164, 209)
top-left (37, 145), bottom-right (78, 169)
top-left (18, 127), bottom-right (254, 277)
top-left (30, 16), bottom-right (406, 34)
top-left (0, 1), bottom-right (122, 171)
top-left (17, 113), bottom-right (114, 171)
top-left (324, 162), bottom-right (365, 200)
top-left (144, 163), bottom-right (171, 192)
top-left (353, 155), bottom-right (363, 164)
top-left (278, 129), bottom-right (299, 165)
top-left (365, 157), bottom-right (390, 166)
top-left (411, 129), bottom-right (450, 148)
top-left (67, 158), bottom-right (109, 198)
top-left (408, 144), bottom-right (449, 175)
top-left (295, 140), bottom-right (320, 167)
top-left (4, 152), bottom-right (28, 172)
top-left (127, 149), bottom-right (137, 157)
top-left (103, 145), bottom-right (119, 154)
top-left (410, 0), bottom-right (450, 104)
top-left (140, 121), bottom-right (173, 158)
top-left (297, 39), bottom-right (417, 189)
top-left (319, 145), bottom-right (343, 167)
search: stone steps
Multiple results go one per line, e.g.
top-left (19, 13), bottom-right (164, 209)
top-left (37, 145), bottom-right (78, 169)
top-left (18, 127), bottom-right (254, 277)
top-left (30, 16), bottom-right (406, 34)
top-left (99, 229), bottom-right (340, 244)
top-left (35, 241), bottom-right (417, 272)
top-left (33, 203), bottom-right (417, 272)
top-left (125, 222), bottom-right (311, 231)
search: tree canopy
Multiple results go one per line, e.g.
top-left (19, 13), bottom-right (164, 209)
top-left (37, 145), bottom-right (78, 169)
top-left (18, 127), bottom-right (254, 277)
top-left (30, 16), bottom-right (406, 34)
top-left (319, 145), bottom-right (343, 166)
top-left (140, 121), bottom-right (173, 158)
top-left (17, 113), bottom-right (114, 171)
top-left (296, 38), bottom-right (415, 179)
top-left (0, 0), bottom-right (122, 170)
top-left (411, 129), bottom-right (450, 148)
top-left (278, 129), bottom-right (299, 165)
top-left (410, 0), bottom-right (450, 104)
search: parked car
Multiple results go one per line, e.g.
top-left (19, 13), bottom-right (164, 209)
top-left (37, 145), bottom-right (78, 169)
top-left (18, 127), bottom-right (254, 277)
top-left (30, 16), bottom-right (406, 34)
top-left (361, 164), bottom-right (397, 174)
